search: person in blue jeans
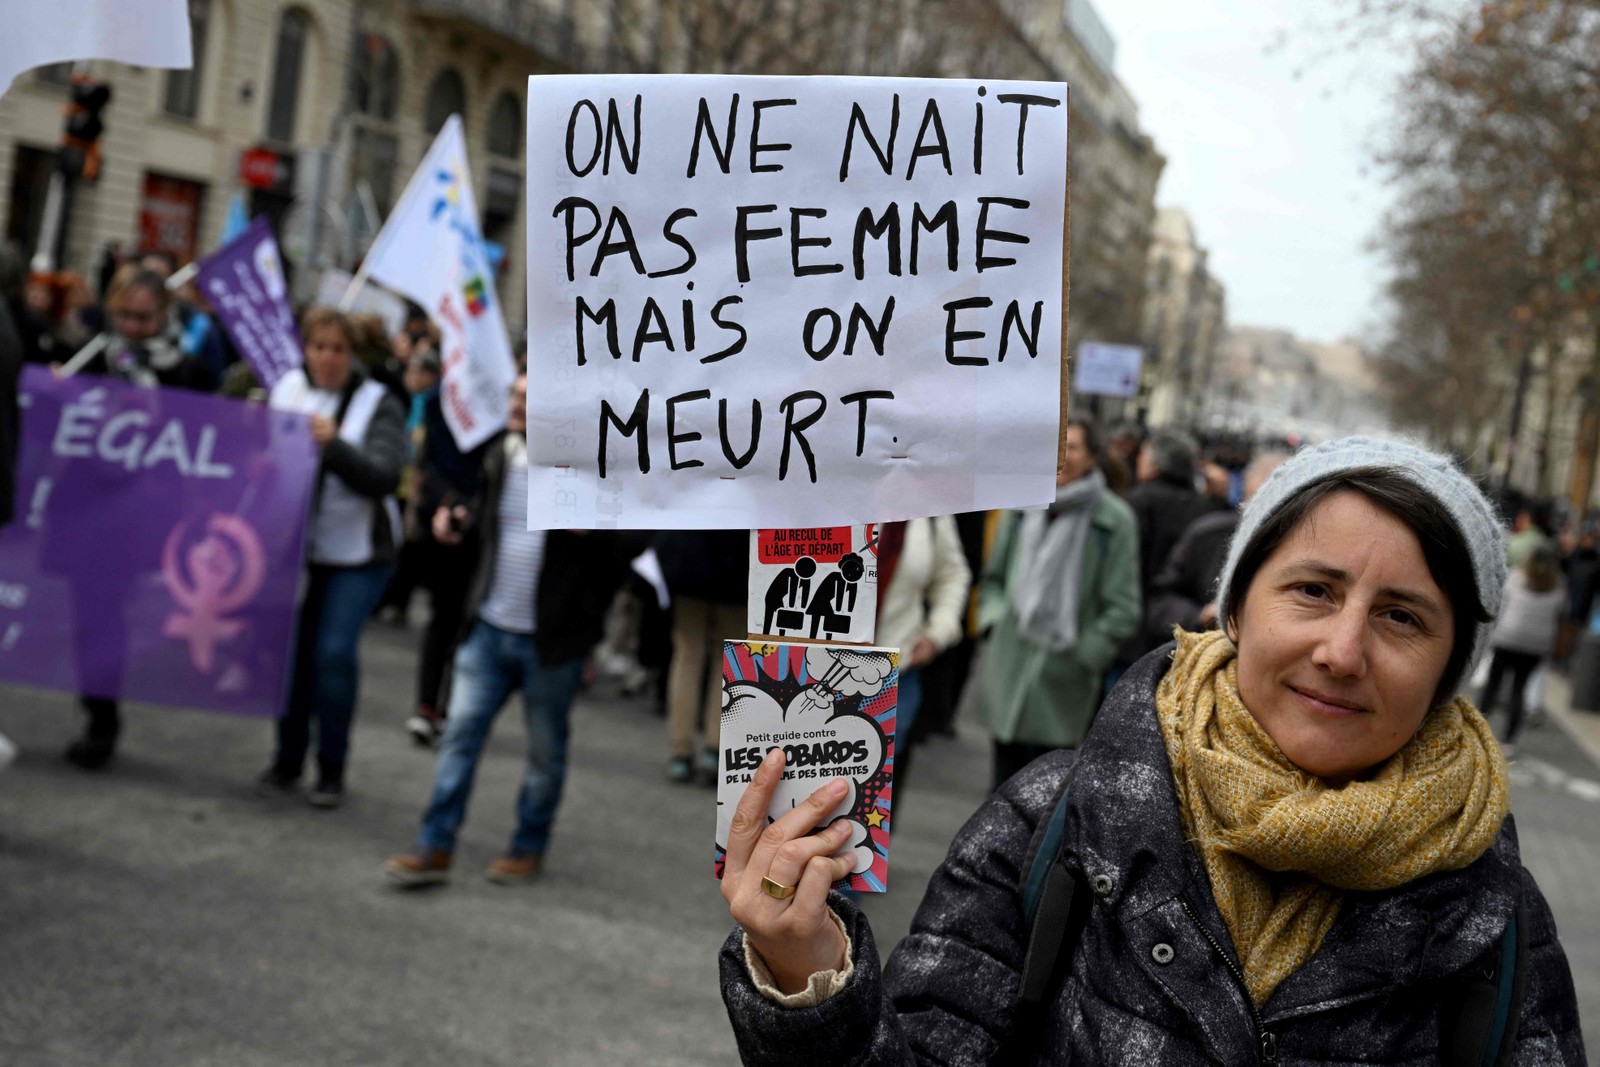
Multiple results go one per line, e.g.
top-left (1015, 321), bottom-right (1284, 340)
top-left (260, 308), bottom-right (405, 806)
top-left (386, 373), bottom-right (623, 886)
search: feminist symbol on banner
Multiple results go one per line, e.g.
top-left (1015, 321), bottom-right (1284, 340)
top-left (161, 514), bottom-right (266, 673)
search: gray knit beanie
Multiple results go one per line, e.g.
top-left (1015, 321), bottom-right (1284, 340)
top-left (1215, 435), bottom-right (1506, 685)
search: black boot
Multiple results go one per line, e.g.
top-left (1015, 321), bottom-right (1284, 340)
top-left (65, 697), bottom-right (120, 770)
top-left (308, 759), bottom-right (345, 809)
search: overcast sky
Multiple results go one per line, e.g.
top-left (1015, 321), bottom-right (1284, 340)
top-left (1094, 0), bottom-right (1409, 344)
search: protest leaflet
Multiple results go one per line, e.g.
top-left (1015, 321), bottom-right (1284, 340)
top-left (0, 368), bottom-right (318, 717)
top-left (748, 525), bottom-right (877, 643)
top-left (197, 217), bottom-right (302, 390)
top-left (715, 640), bottom-right (898, 893)
top-left (525, 74), bottom-right (1069, 529)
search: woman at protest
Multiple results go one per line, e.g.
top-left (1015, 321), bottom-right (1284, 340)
top-left (1482, 542), bottom-right (1565, 752)
top-left (57, 267), bottom-right (212, 770)
top-left (718, 437), bottom-right (1585, 1064)
top-left (872, 518), bottom-right (970, 787)
top-left (259, 307), bottom-right (405, 807)
top-left (75, 267), bottom-right (209, 389)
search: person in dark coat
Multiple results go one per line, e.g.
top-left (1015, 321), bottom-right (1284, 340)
top-left (1123, 430), bottom-right (1220, 594)
top-left (656, 529), bottom-right (748, 785)
top-left (717, 437), bottom-right (1584, 1065)
top-left (56, 268), bottom-right (214, 769)
top-left (1144, 451), bottom-right (1285, 645)
top-left (1110, 430), bottom-right (1223, 678)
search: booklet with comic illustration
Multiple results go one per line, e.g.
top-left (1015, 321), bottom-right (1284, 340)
top-left (714, 640), bottom-right (899, 893)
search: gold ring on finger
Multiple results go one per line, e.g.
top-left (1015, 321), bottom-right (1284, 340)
top-left (760, 875), bottom-right (798, 900)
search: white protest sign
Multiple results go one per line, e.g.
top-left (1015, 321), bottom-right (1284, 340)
top-left (316, 269), bottom-right (407, 338)
top-left (1074, 341), bottom-right (1143, 398)
top-left (525, 75), bottom-right (1068, 530)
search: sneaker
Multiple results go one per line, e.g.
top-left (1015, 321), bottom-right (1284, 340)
top-left (667, 756), bottom-right (694, 783)
top-left (64, 736), bottom-right (115, 771)
top-left (307, 779), bottom-right (345, 809)
top-left (406, 708), bottom-right (444, 747)
top-left (254, 765), bottom-right (299, 796)
top-left (485, 851), bottom-right (542, 885)
top-left (386, 847), bottom-right (452, 887)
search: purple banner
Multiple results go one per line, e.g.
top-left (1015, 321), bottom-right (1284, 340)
top-left (197, 216), bottom-right (303, 390)
top-left (0, 367), bottom-right (318, 717)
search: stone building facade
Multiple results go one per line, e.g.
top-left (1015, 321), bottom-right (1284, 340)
top-left (1141, 206), bottom-right (1227, 428)
top-left (0, 0), bottom-right (1163, 342)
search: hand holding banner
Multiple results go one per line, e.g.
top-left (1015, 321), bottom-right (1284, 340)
top-left (0, 368), bottom-right (318, 717)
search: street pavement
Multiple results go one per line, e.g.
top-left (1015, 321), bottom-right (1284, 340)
top-left (1, 626), bottom-right (1596, 1065)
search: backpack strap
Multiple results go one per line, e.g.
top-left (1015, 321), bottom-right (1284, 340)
top-left (1017, 775), bottom-right (1093, 1007)
top-left (1439, 894), bottom-right (1527, 1067)
top-left (1486, 895), bottom-right (1528, 1067)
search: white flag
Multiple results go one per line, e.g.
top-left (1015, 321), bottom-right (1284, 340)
top-left (1, 0), bottom-right (192, 97)
top-left (360, 115), bottom-right (516, 452)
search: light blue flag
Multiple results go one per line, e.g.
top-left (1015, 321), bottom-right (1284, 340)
top-left (220, 193), bottom-right (250, 246)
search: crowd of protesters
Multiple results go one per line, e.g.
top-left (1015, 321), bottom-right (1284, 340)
top-left (6, 232), bottom-right (1600, 896)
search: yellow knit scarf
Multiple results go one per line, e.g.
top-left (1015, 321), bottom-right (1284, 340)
top-left (1155, 628), bottom-right (1509, 1006)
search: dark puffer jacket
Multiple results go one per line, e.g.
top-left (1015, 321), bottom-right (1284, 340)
top-left (720, 648), bottom-right (1586, 1065)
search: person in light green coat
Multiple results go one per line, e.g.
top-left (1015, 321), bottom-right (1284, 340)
top-left (977, 417), bottom-right (1141, 790)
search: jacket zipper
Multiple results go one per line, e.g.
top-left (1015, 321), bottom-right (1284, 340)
top-left (1178, 899), bottom-right (1278, 1065)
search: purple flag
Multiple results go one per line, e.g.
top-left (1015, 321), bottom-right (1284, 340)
top-left (197, 216), bottom-right (303, 390)
top-left (0, 367), bottom-right (318, 717)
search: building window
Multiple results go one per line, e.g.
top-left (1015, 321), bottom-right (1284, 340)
top-left (6, 145), bottom-right (56, 255)
top-left (266, 7), bottom-right (310, 143)
top-left (163, 0), bottom-right (212, 120)
top-left (424, 69), bottom-right (466, 135)
top-left (353, 34), bottom-right (399, 122)
top-left (351, 126), bottom-right (399, 217)
top-left (488, 92), bottom-right (520, 158)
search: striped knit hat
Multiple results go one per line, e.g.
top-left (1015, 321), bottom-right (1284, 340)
top-left (1215, 436), bottom-right (1506, 682)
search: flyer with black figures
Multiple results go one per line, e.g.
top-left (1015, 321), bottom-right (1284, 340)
top-left (714, 641), bottom-right (899, 893)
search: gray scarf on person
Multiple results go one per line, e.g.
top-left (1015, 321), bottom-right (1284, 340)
top-left (1012, 467), bottom-right (1105, 652)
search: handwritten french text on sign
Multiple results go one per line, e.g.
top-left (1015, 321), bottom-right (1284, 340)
top-left (525, 75), bottom-right (1068, 530)
top-left (750, 525), bottom-right (878, 643)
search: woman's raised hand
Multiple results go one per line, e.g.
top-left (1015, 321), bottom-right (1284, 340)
top-left (722, 748), bottom-right (856, 994)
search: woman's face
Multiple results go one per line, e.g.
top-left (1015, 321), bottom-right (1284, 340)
top-left (306, 324), bottom-right (354, 391)
top-left (1229, 489), bottom-right (1456, 781)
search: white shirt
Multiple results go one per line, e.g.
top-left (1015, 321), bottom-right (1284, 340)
top-left (479, 435), bottom-right (546, 634)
